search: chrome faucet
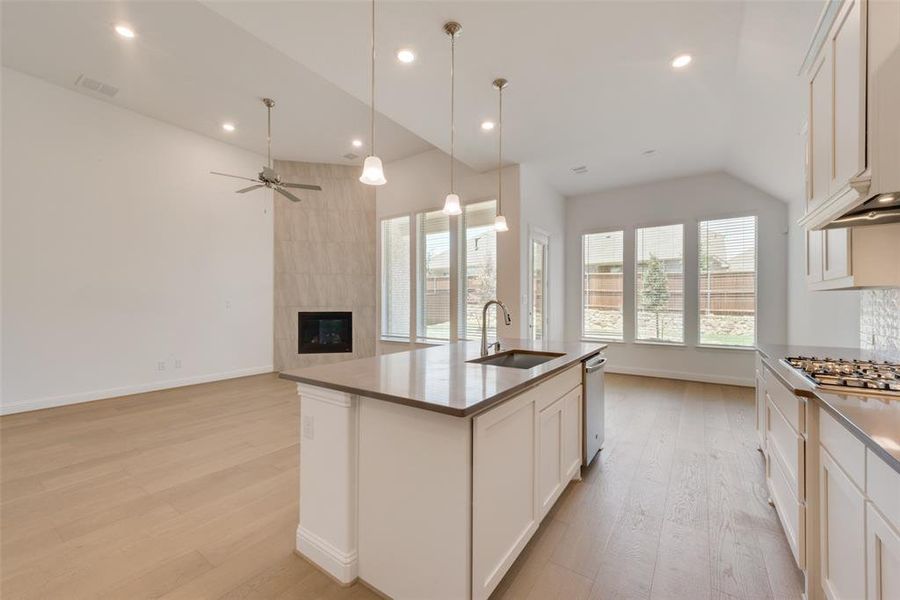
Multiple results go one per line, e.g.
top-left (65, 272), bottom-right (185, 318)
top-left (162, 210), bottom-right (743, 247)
top-left (481, 300), bottom-right (512, 356)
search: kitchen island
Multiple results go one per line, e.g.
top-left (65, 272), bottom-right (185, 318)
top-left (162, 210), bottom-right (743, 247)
top-left (280, 339), bottom-right (605, 600)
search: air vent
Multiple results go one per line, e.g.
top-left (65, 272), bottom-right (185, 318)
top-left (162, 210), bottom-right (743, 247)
top-left (74, 74), bottom-right (119, 98)
top-left (571, 165), bottom-right (588, 174)
top-left (343, 153), bottom-right (359, 160)
top-left (642, 149), bottom-right (657, 156)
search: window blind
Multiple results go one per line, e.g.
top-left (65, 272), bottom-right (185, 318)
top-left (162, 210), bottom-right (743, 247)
top-left (582, 231), bottom-right (624, 340)
top-left (698, 216), bottom-right (757, 347)
top-left (635, 224), bottom-right (684, 343)
top-left (418, 210), bottom-right (451, 340)
top-left (381, 216), bottom-right (410, 338)
top-left (460, 200), bottom-right (497, 340)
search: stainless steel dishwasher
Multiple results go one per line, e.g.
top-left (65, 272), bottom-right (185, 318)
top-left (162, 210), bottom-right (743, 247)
top-left (583, 354), bottom-right (607, 465)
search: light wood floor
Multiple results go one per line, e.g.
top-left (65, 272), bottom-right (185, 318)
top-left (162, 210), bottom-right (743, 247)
top-left (0, 373), bottom-right (802, 599)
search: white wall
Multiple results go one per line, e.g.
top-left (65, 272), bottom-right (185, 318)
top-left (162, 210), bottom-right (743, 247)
top-left (786, 197), bottom-right (861, 347)
top-left (519, 164), bottom-right (566, 340)
top-left (1, 68), bottom-right (273, 414)
top-left (565, 172), bottom-right (788, 386)
top-left (375, 148), bottom-right (520, 345)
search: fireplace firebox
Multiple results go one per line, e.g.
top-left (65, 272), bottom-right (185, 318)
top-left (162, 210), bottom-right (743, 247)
top-left (298, 312), bottom-right (353, 354)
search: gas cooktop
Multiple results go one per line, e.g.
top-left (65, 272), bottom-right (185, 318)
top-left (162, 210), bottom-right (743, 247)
top-left (784, 356), bottom-right (900, 397)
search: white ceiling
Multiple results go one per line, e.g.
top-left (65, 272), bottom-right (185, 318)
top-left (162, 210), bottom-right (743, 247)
top-left (0, 1), bottom-right (432, 166)
top-left (2, 0), bottom-right (821, 200)
top-left (207, 0), bottom-right (819, 197)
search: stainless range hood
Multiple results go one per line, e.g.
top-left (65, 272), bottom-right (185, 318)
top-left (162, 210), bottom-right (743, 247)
top-left (824, 192), bottom-right (900, 229)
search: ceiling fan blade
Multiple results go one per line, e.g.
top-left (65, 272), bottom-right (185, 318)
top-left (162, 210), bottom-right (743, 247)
top-left (275, 187), bottom-right (303, 203)
top-left (210, 171), bottom-right (259, 183)
top-left (236, 185), bottom-right (265, 193)
top-left (280, 182), bottom-right (323, 191)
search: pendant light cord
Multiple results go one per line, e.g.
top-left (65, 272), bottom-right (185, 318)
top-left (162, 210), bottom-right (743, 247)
top-left (370, 0), bottom-right (376, 157)
top-left (267, 104), bottom-right (272, 169)
top-left (449, 32), bottom-right (455, 195)
top-left (497, 84), bottom-right (502, 213)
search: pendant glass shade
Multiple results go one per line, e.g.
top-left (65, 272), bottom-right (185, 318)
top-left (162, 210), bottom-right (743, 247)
top-left (494, 215), bottom-right (509, 232)
top-left (359, 155), bottom-right (387, 186)
top-left (442, 193), bottom-right (462, 215)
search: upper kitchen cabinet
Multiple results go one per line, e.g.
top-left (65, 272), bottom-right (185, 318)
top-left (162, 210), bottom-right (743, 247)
top-left (800, 0), bottom-right (900, 290)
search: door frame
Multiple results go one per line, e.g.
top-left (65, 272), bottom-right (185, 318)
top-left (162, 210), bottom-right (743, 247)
top-left (528, 226), bottom-right (550, 340)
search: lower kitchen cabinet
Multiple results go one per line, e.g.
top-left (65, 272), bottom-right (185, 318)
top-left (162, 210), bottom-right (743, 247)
top-left (537, 386), bottom-right (581, 518)
top-left (866, 503), bottom-right (900, 600)
top-left (472, 365), bottom-right (582, 600)
top-left (820, 447), bottom-right (867, 600)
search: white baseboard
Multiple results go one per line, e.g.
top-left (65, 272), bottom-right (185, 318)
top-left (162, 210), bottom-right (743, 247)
top-left (296, 526), bottom-right (358, 584)
top-left (605, 365), bottom-right (754, 388)
top-left (0, 365), bottom-right (274, 415)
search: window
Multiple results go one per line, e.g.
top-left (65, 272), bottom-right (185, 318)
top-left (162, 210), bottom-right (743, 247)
top-left (582, 231), bottom-right (624, 340)
top-left (380, 216), bottom-right (410, 338)
top-left (698, 216), bottom-right (757, 347)
top-left (635, 224), bottom-right (684, 343)
top-left (460, 200), bottom-right (497, 340)
top-left (417, 209), bottom-right (451, 340)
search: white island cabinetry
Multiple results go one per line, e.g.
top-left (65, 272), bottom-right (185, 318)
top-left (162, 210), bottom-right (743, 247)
top-left (282, 340), bottom-right (602, 600)
top-left (472, 366), bottom-right (582, 600)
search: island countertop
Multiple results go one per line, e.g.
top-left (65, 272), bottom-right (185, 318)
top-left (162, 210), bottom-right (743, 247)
top-left (279, 339), bottom-right (606, 417)
top-left (757, 341), bottom-right (900, 474)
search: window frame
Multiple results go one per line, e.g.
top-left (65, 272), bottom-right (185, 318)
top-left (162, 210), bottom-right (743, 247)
top-left (580, 227), bottom-right (626, 343)
top-left (378, 197), bottom-right (498, 345)
top-left (633, 222), bottom-right (686, 346)
top-left (696, 214), bottom-right (759, 350)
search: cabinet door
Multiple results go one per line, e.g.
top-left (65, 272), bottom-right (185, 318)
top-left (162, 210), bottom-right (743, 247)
top-left (824, 228), bottom-right (852, 281)
top-left (538, 395), bottom-right (565, 518)
top-left (820, 448), bottom-right (867, 600)
top-left (809, 50), bottom-right (833, 207)
top-left (807, 229), bottom-right (825, 285)
top-left (867, 502), bottom-right (900, 600)
top-left (755, 374), bottom-right (766, 450)
top-left (831, 0), bottom-right (867, 189)
top-left (561, 388), bottom-right (582, 483)
top-left (472, 393), bottom-right (537, 600)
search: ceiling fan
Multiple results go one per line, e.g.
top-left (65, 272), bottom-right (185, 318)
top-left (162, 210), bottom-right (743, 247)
top-left (210, 98), bottom-right (322, 203)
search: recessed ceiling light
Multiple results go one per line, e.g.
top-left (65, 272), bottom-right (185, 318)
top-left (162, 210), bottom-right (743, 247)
top-left (672, 54), bottom-right (692, 69)
top-left (481, 121), bottom-right (495, 131)
top-left (397, 49), bottom-right (416, 64)
top-left (114, 24), bottom-right (135, 39)
top-left (352, 139), bottom-right (363, 148)
top-left (222, 123), bottom-right (235, 132)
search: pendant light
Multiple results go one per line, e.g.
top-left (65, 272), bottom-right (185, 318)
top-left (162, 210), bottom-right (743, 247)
top-left (359, 0), bottom-right (387, 186)
top-left (493, 78), bottom-right (509, 232)
top-left (442, 21), bottom-right (462, 215)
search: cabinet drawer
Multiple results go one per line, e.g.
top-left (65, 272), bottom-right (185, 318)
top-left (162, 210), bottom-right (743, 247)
top-left (867, 449), bottom-right (900, 532)
top-left (765, 374), bottom-right (805, 434)
top-left (767, 398), bottom-right (805, 499)
top-left (820, 409), bottom-right (866, 490)
top-left (768, 446), bottom-right (806, 569)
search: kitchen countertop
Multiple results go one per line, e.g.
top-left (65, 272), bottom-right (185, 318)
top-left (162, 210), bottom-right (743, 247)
top-left (757, 341), bottom-right (900, 474)
top-left (279, 339), bottom-right (606, 417)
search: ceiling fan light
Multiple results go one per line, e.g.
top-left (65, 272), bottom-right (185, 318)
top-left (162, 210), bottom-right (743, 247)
top-left (359, 155), bottom-right (387, 186)
top-left (494, 215), bottom-right (509, 232)
top-left (442, 193), bottom-right (462, 216)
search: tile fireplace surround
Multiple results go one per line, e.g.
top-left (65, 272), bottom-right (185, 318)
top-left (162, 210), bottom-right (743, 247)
top-left (273, 160), bottom-right (376, 371)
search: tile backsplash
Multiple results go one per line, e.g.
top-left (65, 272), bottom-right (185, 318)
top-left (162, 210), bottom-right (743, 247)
top-left (860, 288), bottom-right (900, 360)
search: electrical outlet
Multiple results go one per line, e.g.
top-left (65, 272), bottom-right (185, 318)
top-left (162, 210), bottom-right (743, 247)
top-left (174, 359), bottom-right (182, 369)
top-left (302, 415), bottom-right (315, 440)
top-left (157, 361), bottom-right (166, 371)
top-left (225, 300), bottom-right (232, 310)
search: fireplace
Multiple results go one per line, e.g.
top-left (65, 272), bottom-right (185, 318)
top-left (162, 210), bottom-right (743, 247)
top-left (298, 312), bottom-right (353, 354)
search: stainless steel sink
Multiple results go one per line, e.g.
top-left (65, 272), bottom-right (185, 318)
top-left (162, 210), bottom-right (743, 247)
top-left (467, 350), bottom-right (565, 369)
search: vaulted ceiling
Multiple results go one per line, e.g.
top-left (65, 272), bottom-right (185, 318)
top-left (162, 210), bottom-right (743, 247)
top-left (2, 0), bottom-right (821, 200)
